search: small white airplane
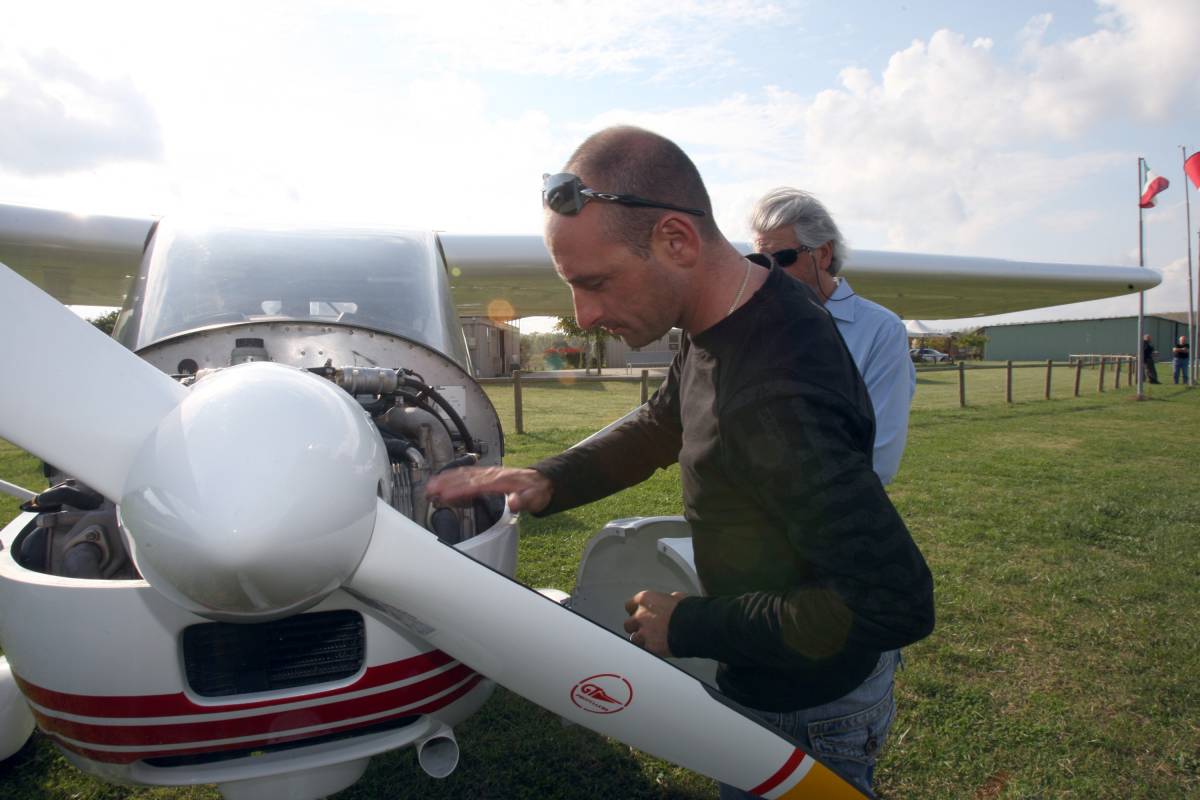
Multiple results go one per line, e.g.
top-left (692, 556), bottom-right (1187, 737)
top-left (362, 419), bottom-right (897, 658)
top-left (0, 202), bottom-right (1159, 799)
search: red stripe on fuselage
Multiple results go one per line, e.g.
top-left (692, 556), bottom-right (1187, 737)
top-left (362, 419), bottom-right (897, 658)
top-left (15, 649), bottom-right (455, 718)
top-left (749, 748), bottom-right (806, 797)
top-left (48, 675), bottom-right (485, 765)
top-left (33, 664), bottom-right (476, 746)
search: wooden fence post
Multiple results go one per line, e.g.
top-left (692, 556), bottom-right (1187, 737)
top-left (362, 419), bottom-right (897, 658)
top-left (513, 369), bottom-right (524, 434)
top-left (1115, 358), bottom-right (1122, 389)
top-left (640, 369), bottom-right (649, 404)
top-left (1098, 358), bottom-right (1106, 392)
top-left (1005, 360), bottom-right (1013, 404)
top-left (1128, 358), bottom-right (1134, 385)
top-left (1074, 360), bottom-right (1082, 397)
top-left (958, 361), bottom-right (966, 408)
top-left (1044, 359), bottom-right (1052, 399)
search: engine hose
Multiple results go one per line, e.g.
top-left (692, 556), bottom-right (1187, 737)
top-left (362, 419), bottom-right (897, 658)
top-left (381, 433), bottom-right (418, 461)
top-left (400, 377), bottom-right (475, 450)
top-left (359, 397), bottom-right (392, 416)
top-left (22, 482), bottom-right (104, 513)
top-left (434, 453), bottom-right (479, 475)
top-left (396, 393), bottom-right (459, 447)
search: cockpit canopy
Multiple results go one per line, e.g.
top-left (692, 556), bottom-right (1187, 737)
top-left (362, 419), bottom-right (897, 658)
top-left (113, 220), bottom-right (469, 368)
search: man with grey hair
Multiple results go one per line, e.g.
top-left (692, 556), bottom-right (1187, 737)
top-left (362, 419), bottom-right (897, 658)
top-left (751, 188), bottom-right (915, 485)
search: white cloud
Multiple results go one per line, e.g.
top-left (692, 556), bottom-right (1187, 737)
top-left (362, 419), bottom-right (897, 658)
top-left (570, 2), bottom-right (1198, 263)
top-left (1, 0), bottom-right (1196, 298)
top-left (1021, 0), bottom-right (1200, 137)
top-left (769, 4), bottom-right (1199, 253)
top-left (1, 0), bottom-right (793, 228)
top-left (0, 48), bottom-right (163, 174)
top-left (342, 0), bottom-right (786, 80)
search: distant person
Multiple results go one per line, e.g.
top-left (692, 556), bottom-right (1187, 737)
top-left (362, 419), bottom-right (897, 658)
top-left (1172, 335), bottom-right (1189, 385)
top-left (1143, 334), bottom-right (1160, 385)
top-left (750, 188), bottom-right (915, 485)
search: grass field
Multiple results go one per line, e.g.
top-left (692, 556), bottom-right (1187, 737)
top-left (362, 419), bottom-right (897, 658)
top-left (1, 370), bottom-right (1198, 799)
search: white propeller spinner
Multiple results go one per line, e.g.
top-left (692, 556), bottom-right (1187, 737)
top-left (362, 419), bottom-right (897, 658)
top-left (119, 361), bottom-right (388, 620)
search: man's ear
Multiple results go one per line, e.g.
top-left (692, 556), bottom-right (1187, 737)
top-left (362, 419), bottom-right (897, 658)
top-left (814, 241), bottom-right (835, 274)
top-left (652, 214), bottom-right (702, 269)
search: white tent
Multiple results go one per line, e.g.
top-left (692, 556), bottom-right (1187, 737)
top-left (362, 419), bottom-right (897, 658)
top-left (904, 319), bottom-right (949, 337)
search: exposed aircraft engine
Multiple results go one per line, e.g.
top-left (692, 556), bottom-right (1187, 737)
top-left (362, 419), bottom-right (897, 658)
top-left (15, 337), bottom-right (505, 583)
top-left (320, 363), bottom-right (505, 543)
top-left (11, 220), bottom-right (509, 583)
top-left (12, 481), bottom-right (134, 580)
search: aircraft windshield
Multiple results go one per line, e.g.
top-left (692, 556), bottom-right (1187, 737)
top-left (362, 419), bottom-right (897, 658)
top-left (114, 222), bottom-right (469, 367)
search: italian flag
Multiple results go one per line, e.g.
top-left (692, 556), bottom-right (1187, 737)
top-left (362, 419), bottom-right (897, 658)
top-left (1139, 165), bottom-right (1169, 208)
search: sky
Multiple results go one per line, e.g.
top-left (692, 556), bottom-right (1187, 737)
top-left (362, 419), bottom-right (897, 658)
top-left (3, 0), bottom-right (1198, 333)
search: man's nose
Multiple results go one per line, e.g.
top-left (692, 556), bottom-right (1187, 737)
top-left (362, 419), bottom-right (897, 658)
top-left (572, 292), bottom-right (602, 331)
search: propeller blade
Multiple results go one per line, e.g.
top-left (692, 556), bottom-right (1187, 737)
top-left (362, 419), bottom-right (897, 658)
top-left (0, 265), bottom-right (186, 501)
top-left (347, 501), bottom-right (865, 799)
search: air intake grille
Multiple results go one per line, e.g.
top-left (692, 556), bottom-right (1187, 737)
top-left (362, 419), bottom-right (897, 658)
top-left (182, 610), bottom-right (365, 697)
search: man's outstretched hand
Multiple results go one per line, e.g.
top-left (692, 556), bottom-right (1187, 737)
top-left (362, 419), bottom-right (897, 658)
top-left (425, 466), bottom-right (553, 514)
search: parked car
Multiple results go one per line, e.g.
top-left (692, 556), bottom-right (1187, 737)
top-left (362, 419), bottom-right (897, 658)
top-left (910, 347), bottom-right (952, 363)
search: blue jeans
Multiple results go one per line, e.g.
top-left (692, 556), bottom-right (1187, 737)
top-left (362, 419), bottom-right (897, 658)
top-left (718, 650), bottom-right (899, 800)
top-left (1174, 359), bottom-right (1188, 384)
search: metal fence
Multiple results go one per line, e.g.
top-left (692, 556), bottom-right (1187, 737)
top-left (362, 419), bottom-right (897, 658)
top-left (478, 370), bottom-right (659, 434)
top-left (481, 357), bottom-right (1143, 433)
top-left (916, 356), bottom-right (1139, 407)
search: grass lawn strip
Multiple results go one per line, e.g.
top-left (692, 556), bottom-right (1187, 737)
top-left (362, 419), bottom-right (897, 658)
top-left (0, 378), bottom-right (1196, 798)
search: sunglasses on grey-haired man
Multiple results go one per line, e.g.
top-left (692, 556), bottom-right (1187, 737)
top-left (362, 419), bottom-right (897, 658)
top-left (745, 246), bottom-right (814, 269)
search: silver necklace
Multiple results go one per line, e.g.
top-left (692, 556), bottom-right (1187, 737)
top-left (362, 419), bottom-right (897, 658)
top-left (727, 258), bottom-right (752, 317)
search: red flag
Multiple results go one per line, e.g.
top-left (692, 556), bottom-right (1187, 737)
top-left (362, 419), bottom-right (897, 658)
top-left (1140, 165), bottom-right (1169, 208)
top-left (1185, 151), bottom-right (1200, 190)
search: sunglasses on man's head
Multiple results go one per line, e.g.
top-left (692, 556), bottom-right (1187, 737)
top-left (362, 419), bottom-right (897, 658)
top-left (542, 172), bottom-right (705, 217)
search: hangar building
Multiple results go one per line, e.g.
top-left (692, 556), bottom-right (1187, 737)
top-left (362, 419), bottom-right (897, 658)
top-left (980, 314), bottom-right (1190, 362)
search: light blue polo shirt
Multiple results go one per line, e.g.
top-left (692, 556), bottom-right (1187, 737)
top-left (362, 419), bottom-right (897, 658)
top-left (825, 279), bottom-right (915, 485)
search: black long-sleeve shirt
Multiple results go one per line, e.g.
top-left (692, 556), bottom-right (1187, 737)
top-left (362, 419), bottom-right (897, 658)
top-left (535, 266), bottom-right (934, 711)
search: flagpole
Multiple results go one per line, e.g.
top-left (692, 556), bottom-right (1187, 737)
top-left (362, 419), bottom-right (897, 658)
top-left (1137, 157), bottom-right (1145, 399)
top-left (1184, 146), bottom-right (1196, 386)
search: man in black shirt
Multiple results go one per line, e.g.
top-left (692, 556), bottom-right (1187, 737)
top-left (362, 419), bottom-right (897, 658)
top-left (1172, 335), bottom-right (1189, 385)
top-left (1143, 334), bottom-right (1160, 384)
top-left (427, 126), bottom-right (934, 796)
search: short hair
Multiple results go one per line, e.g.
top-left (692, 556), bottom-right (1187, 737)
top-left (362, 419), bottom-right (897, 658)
top-left (564, 126), bottom-right (719, 257)
top-left (750, 188), bottom-right (847, 276)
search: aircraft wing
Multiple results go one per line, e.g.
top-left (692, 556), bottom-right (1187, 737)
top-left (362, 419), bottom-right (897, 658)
top-left (828, 249), bottom-right (1158, 319)
top-left (0, 204), bottom-right (1162, 319)
top-left (441, 234), bottom-right (1161, 320)
top-left (0, 204), bottom-right (154, 307)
